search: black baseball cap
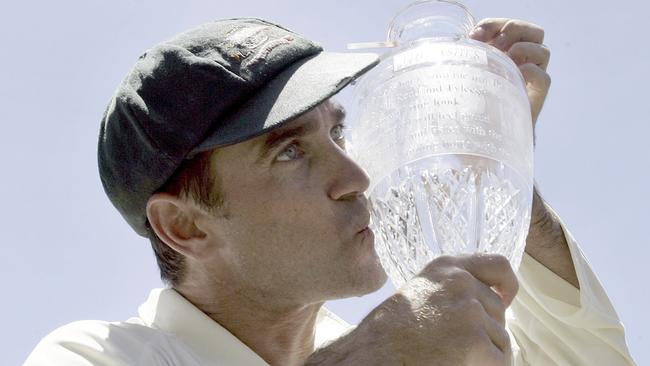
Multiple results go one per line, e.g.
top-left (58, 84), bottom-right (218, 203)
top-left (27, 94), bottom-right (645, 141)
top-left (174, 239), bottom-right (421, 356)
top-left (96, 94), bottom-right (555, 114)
top-left (98, 18), bottom-right (379, 236)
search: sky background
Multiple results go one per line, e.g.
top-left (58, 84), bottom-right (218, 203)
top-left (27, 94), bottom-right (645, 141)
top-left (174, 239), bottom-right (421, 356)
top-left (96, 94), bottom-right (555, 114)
top-left (2, 0), bottom-right (648, 365)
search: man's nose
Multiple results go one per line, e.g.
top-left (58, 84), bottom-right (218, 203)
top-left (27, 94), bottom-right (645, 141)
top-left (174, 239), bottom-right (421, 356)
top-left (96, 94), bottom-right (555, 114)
top-left (326, 146), bottom-right (371, 201)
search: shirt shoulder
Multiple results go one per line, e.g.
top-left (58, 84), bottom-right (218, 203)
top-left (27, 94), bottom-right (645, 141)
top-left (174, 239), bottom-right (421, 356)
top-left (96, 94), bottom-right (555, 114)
top-left (24, 319), bottom-right (203, 366)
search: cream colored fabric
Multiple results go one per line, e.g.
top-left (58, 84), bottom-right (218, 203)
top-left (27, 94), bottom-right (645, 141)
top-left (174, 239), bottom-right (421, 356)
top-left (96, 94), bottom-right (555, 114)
top-left (506, 214), bottom-right (636, 365)
top-left (25, 288), bottom-right (265, 366)
top-left (24, 287), bottom-right (353, 366)
top-left (25, 217), bottom-right (635, 365)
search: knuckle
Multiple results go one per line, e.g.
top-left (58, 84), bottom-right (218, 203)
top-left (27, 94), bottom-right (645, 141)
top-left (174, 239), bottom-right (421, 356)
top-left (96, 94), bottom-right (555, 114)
top-left (491, 254), bottom-right (511, 268)
top-left (505, 19), bottom-right (528, 32)
top-left (474, 330), bottom-right (494, 350)
top-left (446, 269), bottom-right (476, 290)
top-left (486, 254), bottom-right (510, 267)
top-left (528, 21), bottom-right (544, 32)
top-left (420, 261), bottom-right (439, 277)
top-left (430, 254), bottom-right (457, 268)
top-left (464, 298), bottom-right (486, 319)
top-left (502, 19), bottom-right (518, 31)
top-left (461, 252), bottom-right (488, 263)
top-left (504, 19), bottom-right (545, 41)
top-left (519, 63), bottom-right (536, 73)
top-left (525, 68), bottom-right (552, 87)
top-left (487, 254), bottom-right (513, 276)
top-left (513, 41), bottom-right (530, 51)
top-left (471, 253), bottom-right (508, 269)
top-left (476, 17), bottom-right (503, 29)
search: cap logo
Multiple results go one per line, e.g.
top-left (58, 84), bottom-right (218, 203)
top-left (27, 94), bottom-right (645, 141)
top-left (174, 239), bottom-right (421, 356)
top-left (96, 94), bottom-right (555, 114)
top-left (220, 23), bottom-right (295, 66)
top-left (219, 25), bottom-right (268, 60)
top-left (248, 35), bottom-right (295, 66)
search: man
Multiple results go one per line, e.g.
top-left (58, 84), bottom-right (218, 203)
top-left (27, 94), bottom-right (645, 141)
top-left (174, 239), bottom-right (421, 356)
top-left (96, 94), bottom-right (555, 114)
top-left (25, 17), bottom-right (635, 365)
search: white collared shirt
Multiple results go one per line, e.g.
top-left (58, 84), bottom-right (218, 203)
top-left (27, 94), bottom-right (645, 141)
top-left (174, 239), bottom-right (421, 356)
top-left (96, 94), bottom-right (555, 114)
top-left (25, 213), bottom-right (636, 365)
top-left (24, 287), bottom-right (352, 366)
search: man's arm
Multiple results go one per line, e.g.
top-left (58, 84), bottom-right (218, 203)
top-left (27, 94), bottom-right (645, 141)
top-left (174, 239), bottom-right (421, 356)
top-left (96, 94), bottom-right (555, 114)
top-left (525, 187), bottom-right (579, 288)
top-left (473, 19), bottom-right (635, 364)
top-left (471, 19), bottom-right (579, 287)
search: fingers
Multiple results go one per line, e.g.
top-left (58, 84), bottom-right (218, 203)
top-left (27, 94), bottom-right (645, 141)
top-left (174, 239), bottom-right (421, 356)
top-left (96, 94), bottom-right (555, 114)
top-left (519, 63), bottom-right (551, 124)
top-left (477, 330), bottom-right (513, 366)
top-left (471, 18), bottom-right (544, 52)
top-left (483, 310), bottom-right (512, 354)
top-left (465, 312), bottom-right (512, 366)
top-left (469, 18), bottom-right (511, 42)
top-left (474, 280), bottom-right (507, 326)
top-left (469, 17), bottom-right (551, 125)
top-left (465, 299), bottom-right (512, 364)
top-left (508, 42), bottom-right (550, 71)
top-left (412, 255), bottom-right (515, 365)
top-left (422, 254), bottom-right (519, 306)
top-left (474, 300), bottom-right (512, 364)
top-left (460, 254), bottom-right (519, 307)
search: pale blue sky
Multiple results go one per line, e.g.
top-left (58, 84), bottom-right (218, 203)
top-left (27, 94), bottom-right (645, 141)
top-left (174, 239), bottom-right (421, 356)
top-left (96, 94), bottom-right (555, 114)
top-left (2, 1), bottom-right (648, 365)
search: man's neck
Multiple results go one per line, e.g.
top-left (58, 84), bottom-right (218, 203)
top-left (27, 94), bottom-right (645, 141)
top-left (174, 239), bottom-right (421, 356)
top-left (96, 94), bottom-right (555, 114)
top-left (175, 282), bottom-right (322, 366)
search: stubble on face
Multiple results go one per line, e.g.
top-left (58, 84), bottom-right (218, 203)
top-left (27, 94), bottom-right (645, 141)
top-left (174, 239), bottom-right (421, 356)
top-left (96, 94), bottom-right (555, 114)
top-left (198, 100), bottom-right (387, 308)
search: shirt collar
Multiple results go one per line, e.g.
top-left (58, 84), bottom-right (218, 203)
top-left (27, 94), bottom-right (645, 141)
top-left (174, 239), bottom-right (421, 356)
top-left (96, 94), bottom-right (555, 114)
top-left (138, 288), bottom-right (270, 366)
top-left (138, 288), bottom-right (353, 364)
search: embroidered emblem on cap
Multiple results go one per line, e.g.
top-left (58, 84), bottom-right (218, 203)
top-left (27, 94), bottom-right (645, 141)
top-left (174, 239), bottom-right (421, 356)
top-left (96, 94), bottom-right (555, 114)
top-left (219, 23), bottom-right (295, 68)
top-left (248, 35), bottom-right (295, 66)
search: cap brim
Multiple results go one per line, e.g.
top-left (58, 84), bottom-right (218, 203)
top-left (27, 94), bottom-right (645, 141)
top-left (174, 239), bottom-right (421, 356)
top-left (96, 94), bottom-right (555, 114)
top-left (191, 51), bottom-right (379, 153)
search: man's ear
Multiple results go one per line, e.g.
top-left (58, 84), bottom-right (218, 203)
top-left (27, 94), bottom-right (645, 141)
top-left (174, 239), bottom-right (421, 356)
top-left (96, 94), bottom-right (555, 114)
top-left (146, 192), bottom-right (211, 261)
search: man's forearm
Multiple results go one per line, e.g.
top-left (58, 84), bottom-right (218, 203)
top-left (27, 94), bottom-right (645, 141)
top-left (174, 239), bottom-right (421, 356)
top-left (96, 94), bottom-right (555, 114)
top-left (304, 322), bottom-right (395, 366)
top-left (524, 187), bottom-right (580, 289)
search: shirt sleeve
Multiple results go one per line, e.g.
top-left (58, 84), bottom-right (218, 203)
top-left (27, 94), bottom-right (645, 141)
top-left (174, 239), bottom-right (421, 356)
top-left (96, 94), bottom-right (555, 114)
top-left (507, 206), bottom-right (636, 365)
top-left (24, 321), bottom-right (130, 366)
top-left (23, 320), bottom-right (201, 366)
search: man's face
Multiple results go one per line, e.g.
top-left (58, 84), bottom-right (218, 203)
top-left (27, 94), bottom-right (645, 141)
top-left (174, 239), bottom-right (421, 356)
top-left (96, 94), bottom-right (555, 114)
top-left (199, 99), bottom-right (387, 306)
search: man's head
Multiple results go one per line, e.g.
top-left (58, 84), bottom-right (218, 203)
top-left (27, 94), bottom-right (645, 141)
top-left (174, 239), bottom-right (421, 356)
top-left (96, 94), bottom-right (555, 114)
top-left (98, 18), bottom-right (386, 303)
top-left (147, 99), bottom-right (387, 304)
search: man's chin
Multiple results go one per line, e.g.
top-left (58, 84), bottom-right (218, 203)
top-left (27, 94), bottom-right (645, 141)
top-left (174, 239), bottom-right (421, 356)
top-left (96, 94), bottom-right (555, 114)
top-left (362, 265), bottom-right (389, 295)
top-left (356, 247), bottom-right (389, 293)
top-left (338, 263), bottom-right (389, 300)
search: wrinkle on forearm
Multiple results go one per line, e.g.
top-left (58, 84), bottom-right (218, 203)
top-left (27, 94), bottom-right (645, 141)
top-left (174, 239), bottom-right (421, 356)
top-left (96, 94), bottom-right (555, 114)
top-left (524, 188), bottom-right (580, 289)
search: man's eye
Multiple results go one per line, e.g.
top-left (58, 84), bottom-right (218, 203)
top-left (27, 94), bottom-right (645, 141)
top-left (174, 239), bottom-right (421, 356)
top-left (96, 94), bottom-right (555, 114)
top-left (330, 124), bottom-right (345, 141)
top-left (275, 144), bottom-right (301, 162)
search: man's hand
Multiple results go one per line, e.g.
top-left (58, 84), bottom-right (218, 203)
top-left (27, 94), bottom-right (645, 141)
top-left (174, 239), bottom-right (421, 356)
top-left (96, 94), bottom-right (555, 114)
top-left (305, 254), bottom-right (518, 366)
top-left (470, 19), bottom-right (579, 288)
top-left (470, 18), bottom-right (551, 126)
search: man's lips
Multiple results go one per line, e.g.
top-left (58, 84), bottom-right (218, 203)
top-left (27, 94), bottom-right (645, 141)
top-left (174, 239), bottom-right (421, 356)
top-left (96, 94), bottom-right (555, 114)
top-left (350, 196), bottom-right (371, 235)
top-left (356, 226), bottom-right (374, 242)
top-left (354, 213), bottom-right (371, 234)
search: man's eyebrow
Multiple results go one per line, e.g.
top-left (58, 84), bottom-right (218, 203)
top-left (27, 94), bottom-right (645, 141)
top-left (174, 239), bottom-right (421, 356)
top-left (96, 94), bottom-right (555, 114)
top-left (257, 118), bottom-right (320, 160)
top-left (255, 104), bottom-right (347, 161)
top-left (331, 104), bottom-right (347, 123)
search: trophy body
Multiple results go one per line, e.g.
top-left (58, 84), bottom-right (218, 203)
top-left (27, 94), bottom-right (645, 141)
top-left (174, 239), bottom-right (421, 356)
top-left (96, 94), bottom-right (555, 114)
top-left (350, 1), bottom-right (534, 287)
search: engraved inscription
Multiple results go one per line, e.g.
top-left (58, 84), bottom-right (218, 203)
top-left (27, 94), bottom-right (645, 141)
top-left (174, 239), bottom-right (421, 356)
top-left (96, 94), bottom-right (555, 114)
top-left (394, 43), bottom-right (489, 71)
top-left (353, 65), bottom-right (532, 189)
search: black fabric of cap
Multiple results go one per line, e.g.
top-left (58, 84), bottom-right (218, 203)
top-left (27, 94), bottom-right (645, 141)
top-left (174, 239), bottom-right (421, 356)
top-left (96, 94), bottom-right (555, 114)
top-left (97, 18), bottom-right (379, 237)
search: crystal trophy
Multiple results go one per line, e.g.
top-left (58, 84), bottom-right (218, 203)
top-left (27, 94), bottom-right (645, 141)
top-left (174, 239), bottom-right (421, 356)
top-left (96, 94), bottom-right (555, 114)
top-left (349, 0), bottom-right (534, 287)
